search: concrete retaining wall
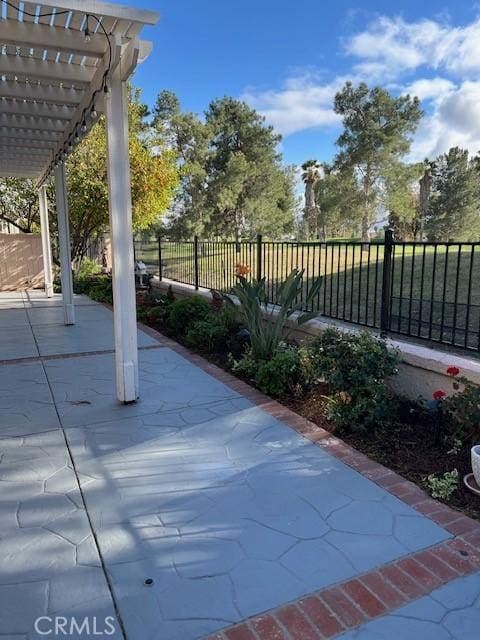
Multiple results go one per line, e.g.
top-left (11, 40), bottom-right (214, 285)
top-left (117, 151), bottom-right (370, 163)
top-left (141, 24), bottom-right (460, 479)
top-left (152, 278), bottom-right (480, 401)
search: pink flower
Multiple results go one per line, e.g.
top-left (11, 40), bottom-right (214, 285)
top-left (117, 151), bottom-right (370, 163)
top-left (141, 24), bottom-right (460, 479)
top-left (446, 366), bottom-right (460, 377)
top-left (433, 390), bottom-right (446, 401)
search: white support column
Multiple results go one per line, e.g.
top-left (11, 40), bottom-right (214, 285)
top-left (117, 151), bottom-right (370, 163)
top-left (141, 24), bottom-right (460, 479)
top-left (54, 164), bottom-right (75, 325)
top-left (104, 70), bottom-right (139, 403)
top-left (38, 185), bottom-right (53, 298)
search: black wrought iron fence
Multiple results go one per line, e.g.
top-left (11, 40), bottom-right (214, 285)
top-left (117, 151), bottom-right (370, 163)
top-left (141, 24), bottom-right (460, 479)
top-left (134, 232), bottom-right (480, 354)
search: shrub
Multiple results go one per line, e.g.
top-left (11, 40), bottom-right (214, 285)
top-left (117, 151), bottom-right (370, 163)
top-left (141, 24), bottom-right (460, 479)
top-left (167, 296), bottom-right (212, 337)
top-left (224, 269), bottom-right (323, 361)
top-left (255, 347), bottom-right (302, 397)
top-left (231, 347), bottom-right (258, 381)
top-left (437, 367), bottom-right (480, 445)
top-left (232, 344), bottom-right (316, 398)
top-left (76, 257), bottom-right (100, 279)
top-left (186, 306), bottom-right (242, 353)
top-left (426, 469), bottom-right (459, 500)
top-left (308, 329), bottom-right (400, 432)
top-left (186, 320), bottom-right (226, 352)
top-left (86, 277), bottom-right (113, 304)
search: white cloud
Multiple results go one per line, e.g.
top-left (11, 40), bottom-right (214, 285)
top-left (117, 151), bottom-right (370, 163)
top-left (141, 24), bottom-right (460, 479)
top-left (410, 82), bottom-right (480, 160)
top-left (403, 77), bottom-right (455, 102)
top-left (346, 16), bottom-right (480, 78)
top-left (243, 13), bottom-right (480, 160)
top-left (242, 76), bottom-right (343, 136)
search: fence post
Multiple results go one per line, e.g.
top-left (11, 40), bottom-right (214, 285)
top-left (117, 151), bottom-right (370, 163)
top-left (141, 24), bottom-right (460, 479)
top-left (380, 229), bottom-right (393, 337)
top-left (194, 235), bottom-right (199, 290)
top-left (158, 237), bottom-right (163, 281)
top-left (256, 234), bottom-right (262, 281)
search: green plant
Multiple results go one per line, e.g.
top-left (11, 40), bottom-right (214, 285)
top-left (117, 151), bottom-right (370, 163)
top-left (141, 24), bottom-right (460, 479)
top-left (76, 257), bottom-right (100, 279)
top-left (86, 277), bottom-right (113, 304)
top-left (231, 347), bottom-right (258, 381)
top-left (255, 347), bottom-right (301, 397)
top-left (224, 269), bottom-right (323, 361)
top-left (185, 320), bottom-right (225, 352)
top-left (167, 296), bottom-right (212, 337)
top-left (426, 469), bottom-right (459, 500)
top-left (440, 367), bottom-right (480, 444)
top-left (308, 329), bottom-right (400, 432)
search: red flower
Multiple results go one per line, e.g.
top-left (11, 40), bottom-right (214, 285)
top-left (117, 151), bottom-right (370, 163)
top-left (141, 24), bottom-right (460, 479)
top-left (446, 366), bottom-right (460, 377)
top-left (433, 390), bottom-right (446, 401)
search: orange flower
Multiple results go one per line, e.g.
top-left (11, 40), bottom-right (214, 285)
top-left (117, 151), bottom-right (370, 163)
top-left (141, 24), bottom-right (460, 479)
top-left (235, 263), bottom-right (251, 277)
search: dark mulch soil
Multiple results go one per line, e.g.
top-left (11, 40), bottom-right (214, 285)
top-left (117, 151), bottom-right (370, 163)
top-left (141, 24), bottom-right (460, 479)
top-left (286, 387), bottom-right (480, 521)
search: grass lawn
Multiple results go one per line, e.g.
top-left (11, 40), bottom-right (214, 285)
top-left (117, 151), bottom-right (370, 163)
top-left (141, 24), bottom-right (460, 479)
top-left (135, 240), bottom-right (480, 352)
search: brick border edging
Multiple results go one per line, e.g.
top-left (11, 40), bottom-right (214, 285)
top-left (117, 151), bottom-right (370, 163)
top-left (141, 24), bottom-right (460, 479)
top-left (204, 535), bottom-right (480, 640)
top-left (136, 321), bottom-right (480, 639)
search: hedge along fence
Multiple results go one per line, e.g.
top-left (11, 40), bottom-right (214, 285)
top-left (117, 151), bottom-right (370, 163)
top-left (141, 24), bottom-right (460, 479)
top-left (151, 277), bottom-right (480, 404)
top-left (135, 234), bottom-right (480, 356)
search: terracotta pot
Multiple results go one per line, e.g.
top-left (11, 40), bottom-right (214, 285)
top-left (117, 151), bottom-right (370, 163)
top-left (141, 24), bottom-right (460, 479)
top-left (471, 445), bottom-right (480, 486)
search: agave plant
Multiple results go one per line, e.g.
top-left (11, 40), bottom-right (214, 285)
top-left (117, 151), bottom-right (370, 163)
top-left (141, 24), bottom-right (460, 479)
top-left (224, 269), bottom-right (323, 361)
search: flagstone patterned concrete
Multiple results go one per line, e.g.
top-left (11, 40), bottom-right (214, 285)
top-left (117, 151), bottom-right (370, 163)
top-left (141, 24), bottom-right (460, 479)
top-left (0, 292), bottom-right (478, 640)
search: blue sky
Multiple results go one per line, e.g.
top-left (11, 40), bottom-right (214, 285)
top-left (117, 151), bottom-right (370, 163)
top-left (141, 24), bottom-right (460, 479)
top-left (126, 0), bottom-right (480, 167)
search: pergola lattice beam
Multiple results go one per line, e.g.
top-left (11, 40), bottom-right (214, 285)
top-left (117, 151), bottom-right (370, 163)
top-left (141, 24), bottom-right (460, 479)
top-left (0, 21), bottom-right (108, 58)
top-left (0, 55), bottom-right (95, 86)
top-left (34, 0), bottom-right (159, 25)
top-left (0, 100), bottom-right (75, 121)
top-left (0, 114), bottom-right (67, 132)
top-left (0, 80), bottom-right (84, 106)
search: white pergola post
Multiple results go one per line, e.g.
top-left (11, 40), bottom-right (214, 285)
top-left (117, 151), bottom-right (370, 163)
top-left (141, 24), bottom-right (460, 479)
top-left (54, 164), bottom-right (75, 325)
top-left (38, 185), bottom-right (53, 298)
top-left (104, 70), bottom-right (139, 403)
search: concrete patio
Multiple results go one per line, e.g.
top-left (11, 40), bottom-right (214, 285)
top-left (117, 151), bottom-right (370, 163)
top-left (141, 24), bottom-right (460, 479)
top-left (1, 291), bottom-right (479, 640)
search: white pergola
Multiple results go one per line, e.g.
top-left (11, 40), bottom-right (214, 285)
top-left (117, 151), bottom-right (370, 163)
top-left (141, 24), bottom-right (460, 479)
top-left (0, 0), bottom-right (159, 402)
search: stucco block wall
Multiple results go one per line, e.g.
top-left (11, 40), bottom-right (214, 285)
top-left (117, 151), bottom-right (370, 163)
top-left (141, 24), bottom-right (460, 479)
top-left (153, 278), bottom-right (480, 401)
top-left (0, 234), bottom-right (44, 291)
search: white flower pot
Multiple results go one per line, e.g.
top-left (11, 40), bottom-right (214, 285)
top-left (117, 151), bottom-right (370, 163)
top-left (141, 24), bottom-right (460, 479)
top-left (471, 445), bottom-right (480, 486)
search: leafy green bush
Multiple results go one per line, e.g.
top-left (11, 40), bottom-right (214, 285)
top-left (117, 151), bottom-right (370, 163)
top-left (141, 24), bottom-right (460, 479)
top-left (231, 347), bottom-right (258, 381)
top-left (186, 306), bottom-right (242, 352)
top-left (439, 369), bottom-right (480, 444)
top-left (185, 320), bottom-right (226, 352)
top-left (167, 296), bottom-right (212, 337)
top-left (309, 329), bottom-right (400, 432)
top-left (233, 344), bottom-right (316, 398)
top-left (426, 469), bottom-right (459, 500)
top-left (255, 347), bottom-right (302, 397)
top-left (225, 269), bottom-right (322, 361)
top-left (76, 257), bottom-right (100, 279)
top-left (86, 277), bottom-right (113, 304)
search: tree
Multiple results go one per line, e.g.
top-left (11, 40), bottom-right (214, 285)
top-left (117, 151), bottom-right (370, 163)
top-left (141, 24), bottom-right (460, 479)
top-left (0, 179), bottom-right (40, 233)
top-left (153, 91), bottom-right (212, 238)
top-left (334, 82), bottom-right (422, 243)
top-left (301, 160), bottom-right (322, 239)
top-left (384, 162), bottom-right (423, 240)
top-left (314, 163), bottom-right (363, 238)
top-left (205, 97), bottom-right (295, 240)
top-left (418, 163), bottom-right (432, 240)
top-left (64, 86), bottom-right (178, 261)
top-left (0, 86), bottom-right (178, 263)
top-left (154, 92), bottom-right (296, 240)
top-left (424, 147), bottom-right (480, 241)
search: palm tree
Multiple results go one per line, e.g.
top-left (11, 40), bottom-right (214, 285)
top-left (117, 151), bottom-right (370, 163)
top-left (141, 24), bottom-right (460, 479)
top-left (301, 160), bottom-right (322, 239)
